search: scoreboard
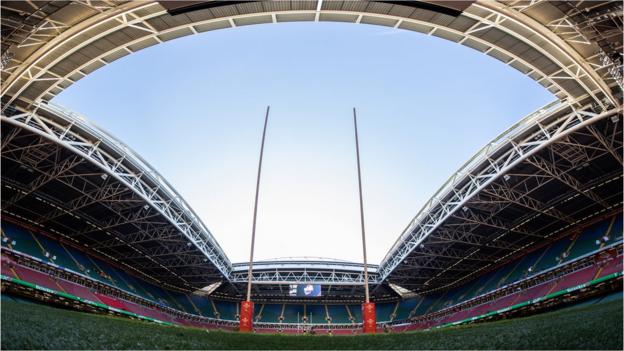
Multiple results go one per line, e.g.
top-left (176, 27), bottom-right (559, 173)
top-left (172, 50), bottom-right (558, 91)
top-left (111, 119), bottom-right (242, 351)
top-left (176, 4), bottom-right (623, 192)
top-left (289, 284), bottom-right (322, 297)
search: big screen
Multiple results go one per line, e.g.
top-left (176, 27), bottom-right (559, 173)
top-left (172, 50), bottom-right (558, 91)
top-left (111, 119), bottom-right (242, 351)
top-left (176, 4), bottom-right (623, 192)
top-left (289, 284), bottom-right (322, 297)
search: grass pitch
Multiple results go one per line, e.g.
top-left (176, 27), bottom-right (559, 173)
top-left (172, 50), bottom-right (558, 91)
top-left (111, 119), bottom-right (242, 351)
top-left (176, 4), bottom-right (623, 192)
top-left (1, 298), bottom-right (622, 350)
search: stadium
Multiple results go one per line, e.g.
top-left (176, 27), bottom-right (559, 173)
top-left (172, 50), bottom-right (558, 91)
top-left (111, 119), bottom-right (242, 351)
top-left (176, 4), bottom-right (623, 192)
top-left (1, 0), bottom-right (623, 349)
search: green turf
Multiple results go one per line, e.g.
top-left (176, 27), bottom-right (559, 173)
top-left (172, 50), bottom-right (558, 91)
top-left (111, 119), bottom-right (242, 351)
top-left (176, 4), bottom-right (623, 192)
top-left (1, 298), bottom-right (622, 350)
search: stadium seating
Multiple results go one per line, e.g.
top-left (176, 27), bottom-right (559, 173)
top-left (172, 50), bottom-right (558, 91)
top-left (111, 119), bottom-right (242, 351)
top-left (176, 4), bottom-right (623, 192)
top-left (410, 295), bottom-right (436, 317)
top-left (56, 279), bottom-right (102, 303)
top-left (213, 300), bottom-right (237, 320)
top-left (434, 258), bottom-right (617, 328)
top-left (55, 242), bottom-right (114, 285)
top-left (451, 216), bottom-right (617, 304)
top-left (92, 260), bottom-right (137, 295)
top-left (12, 265), bottom-right (60, 291)
top-left (326, 304), bottom-right (351, 323)
top-left (394, 298), bottom-right (418, 320)
top-left (28, 232), bottom-right (82, 273)
top-left (306, 304), bottom-right (325, 324)
top-left (348, 304), bottom-right (362, 322)
top-left (1, 213), bottom-right (621, 332)
top-left (2, 223), bottom-right (44, 259)
top-left (1, 257), bottom-right (18, 279)
top-left (257, 304), bottom-right (281, 322)
top-left (565, 219), bottom-right (611, 262)
top-left (95, 293), bottom-right (129, 310)
top-left (375, 302), bottom-right (395, 322)
top-left (281, 304), bottom-right (305, 323)
top-left (385, 214), bottom-right (622, 324)
top-left (188, 294), bottom-right (216, 318)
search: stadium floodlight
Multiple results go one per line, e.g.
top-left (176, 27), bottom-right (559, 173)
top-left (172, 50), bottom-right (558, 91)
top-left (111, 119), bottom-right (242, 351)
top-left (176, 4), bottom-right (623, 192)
top-left (143, 204), bottom-right (149, 210)
top-left (100, 173), bottom-right (108, 180)
top-left (503, 174), bottom-right (511, 181)
top-left (611, 115), bottom-right (619, 123)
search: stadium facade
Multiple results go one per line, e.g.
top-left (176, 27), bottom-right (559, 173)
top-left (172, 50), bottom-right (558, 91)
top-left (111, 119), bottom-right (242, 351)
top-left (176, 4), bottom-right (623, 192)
top-left (1, 0), bottom-right (623, 334)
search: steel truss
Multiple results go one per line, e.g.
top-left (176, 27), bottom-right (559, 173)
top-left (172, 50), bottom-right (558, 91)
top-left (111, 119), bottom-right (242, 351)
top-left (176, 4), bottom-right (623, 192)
top-left (2, 177), bottom-right (205, 290)
top-left (546, 1), bottom-right (624, 91)
top-left (1, 102), bottom-right (231, 285)
top-left (0, 1), bottom-right (621, 296)
top-left (230, 267), bottom-right (379, 286)
top-left (1, 1), bottom-right (619, 110)
top-left (378, 101), bottom-right (622, 289)
top-left (1, 102), bottom-right (387, 288)
top-left (2, 98), bottom-right (621, 290)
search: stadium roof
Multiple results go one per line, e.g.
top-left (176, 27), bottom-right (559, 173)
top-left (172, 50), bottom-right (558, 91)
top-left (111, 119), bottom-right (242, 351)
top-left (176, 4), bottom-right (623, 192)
top-left (1, 0), bottom-right (623, 298)
top-left (1, 1), bottom-right (621, 110)
top-left (1, 102), bottom-right (231, 292)
top-left (3, 98), bottom-right (620, 297)
top-left (379, 100), bottom-right (622, 293)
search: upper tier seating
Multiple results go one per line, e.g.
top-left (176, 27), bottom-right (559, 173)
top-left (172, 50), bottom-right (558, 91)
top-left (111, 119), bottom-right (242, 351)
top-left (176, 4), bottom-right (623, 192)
top-left (566, 219), bottom-right (611, 262)
top-left (2, 223), bottom-right (45, 260)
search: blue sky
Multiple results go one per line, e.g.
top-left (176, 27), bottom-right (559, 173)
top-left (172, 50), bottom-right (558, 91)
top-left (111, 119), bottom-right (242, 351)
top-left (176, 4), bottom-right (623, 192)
top-left (54, 22), bottom-right (554, 264)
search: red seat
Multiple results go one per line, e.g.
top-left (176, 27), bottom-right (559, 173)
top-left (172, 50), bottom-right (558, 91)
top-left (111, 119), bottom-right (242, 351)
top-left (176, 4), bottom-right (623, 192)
top-left (94, 293), bottom-right (129, 311)
top-left (12, 265), bottom-right (59, 291)
top-left (57, 280), bottom-right (102, 303)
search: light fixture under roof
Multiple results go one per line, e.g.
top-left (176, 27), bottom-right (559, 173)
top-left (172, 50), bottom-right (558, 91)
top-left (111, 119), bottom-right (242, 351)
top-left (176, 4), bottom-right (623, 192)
top-left (388, 283), bottom-right (417, 298)
top-left (195, 281), bottom-right (222, 296)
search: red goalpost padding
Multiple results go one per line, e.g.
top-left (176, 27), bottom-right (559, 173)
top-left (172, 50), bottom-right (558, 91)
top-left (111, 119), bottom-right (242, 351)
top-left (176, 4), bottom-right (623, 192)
top-left (362, 302), bottom-right (376, 333)
top-left (239, 301), bottom-right (254, 332)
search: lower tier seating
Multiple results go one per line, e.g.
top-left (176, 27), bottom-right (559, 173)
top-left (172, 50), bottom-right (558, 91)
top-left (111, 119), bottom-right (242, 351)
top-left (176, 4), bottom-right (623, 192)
top-left (1, 213), bottom-right (622, 330)
top-left (3, 252), bottom-right (620, 333)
